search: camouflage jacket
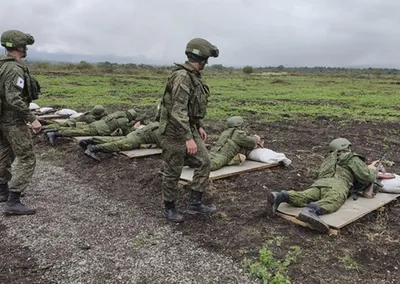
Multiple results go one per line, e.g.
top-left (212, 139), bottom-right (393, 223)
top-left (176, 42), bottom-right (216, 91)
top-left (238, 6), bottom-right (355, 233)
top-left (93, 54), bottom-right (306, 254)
top-left (91, 111), bottom-right (132, 136)
top-left (311, 150), bottom-right (376, 190)
top-left (158, 62), bottom-right (210, 140)
top-left (126, 122), bottom-right (162, 147)
top-left (0, 55), bottom-right (37, 124)
top-left (210, 128), bottom-right (257, 170)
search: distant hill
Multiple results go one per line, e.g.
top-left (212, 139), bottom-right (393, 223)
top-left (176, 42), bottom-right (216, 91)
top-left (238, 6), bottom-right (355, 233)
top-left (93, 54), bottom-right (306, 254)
top-left (27, 50), bottom-right (163, 65)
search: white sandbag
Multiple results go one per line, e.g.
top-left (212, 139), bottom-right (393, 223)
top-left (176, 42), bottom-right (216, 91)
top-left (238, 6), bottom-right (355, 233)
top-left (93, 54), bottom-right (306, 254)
top-left (29, 102), bottom-right (40, 110)
top-left (55, 108), bottom-right (78, 116)
top-left (70, 112), bottom-right (84, 119)
top-left (248, 148), bottom-right (292, 166)
top-left (381, 174), bottom-right (400, 193)
top-left (39, 107), bottom-right (54, 114)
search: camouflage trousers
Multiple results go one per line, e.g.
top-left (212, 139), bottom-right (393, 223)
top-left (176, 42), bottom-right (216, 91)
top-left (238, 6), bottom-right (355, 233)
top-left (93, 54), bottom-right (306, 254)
top-left (161, 133), bottom-right (211, 202)
top-left (288, 186), bottom-right (349, 214)
top-left (0, 123), bottom-right (36, 193)
top-left (210, 152), bottom-right (231, 171)
top-left (94, 136), bottom-right (142, 152)
top-left (59, 125), bottom-right (99, 137)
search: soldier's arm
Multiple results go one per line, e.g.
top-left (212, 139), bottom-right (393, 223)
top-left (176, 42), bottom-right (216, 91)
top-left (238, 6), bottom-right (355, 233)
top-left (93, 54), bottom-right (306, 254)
top-left (169, 73), bottom-right (193, 140)
top-left (234, 130), bottom-right (258, 149)
top-left (4, 67), bottom-right (36, 123)
top-left (348, 156), bottom-right (376, 185)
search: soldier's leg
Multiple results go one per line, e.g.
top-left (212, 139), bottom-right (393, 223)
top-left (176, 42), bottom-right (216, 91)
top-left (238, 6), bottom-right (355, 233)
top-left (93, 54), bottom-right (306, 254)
top-left (94, 138), bottom-right (140, 152)
top-left (92, 136), bottom-right (124, 144)
top-left (161, 136), bottom-right (185, 222)
top-left (59, 126), bottom-right (98, 137)
top-left (287, 187), bottom-right (321, 207)
top-left (185, 137), bottom-right (211, 193)
top-left (314, 187), bottom-right (348, 214)
top-left (2, 124), bottom-right (36, 215)
top-left (0, 129), bottom-right (14, 202)
top-left (185, 137), bottom-right (215, 214)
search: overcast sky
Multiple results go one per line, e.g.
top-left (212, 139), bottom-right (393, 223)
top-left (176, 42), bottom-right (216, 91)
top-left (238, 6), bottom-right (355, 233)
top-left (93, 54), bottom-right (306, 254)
top-left (1, 0), bottom-right (399, 67)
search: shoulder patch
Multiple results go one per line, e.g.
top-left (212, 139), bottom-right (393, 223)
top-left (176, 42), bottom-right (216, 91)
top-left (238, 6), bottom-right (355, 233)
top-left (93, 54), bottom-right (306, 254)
top-left (15, 76), bottom-right (24, 89)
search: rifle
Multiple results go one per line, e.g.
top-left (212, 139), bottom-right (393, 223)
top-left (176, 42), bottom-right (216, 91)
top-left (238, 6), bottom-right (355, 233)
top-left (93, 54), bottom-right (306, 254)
top-left (360, 150), bottom-right (388, 198)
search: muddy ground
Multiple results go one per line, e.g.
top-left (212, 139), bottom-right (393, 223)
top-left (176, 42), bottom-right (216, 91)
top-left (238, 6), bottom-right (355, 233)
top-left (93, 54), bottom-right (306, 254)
top-left (1, 118), bottom-right (400, 283)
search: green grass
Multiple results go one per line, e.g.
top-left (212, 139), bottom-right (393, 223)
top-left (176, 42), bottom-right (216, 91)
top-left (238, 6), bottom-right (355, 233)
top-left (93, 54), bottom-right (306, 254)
top-left (34, 70), bottom-right (400, 122)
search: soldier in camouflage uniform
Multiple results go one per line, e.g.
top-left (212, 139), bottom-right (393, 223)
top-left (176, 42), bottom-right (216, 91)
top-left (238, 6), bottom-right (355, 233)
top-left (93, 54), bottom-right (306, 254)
top-left (267, 138), bottom-right (378, 233)
top-left (44, 109), bottom-right (137, 145)
top-left (81, 122), bottom-right (161, 161)
top-left (0, 30), bottom-right (42, 215)
top-left (158, 38), bottom-right (219, 222)
top-left (41, 105), bottom-right (107, 128)
top-left (209, 116), bottom-right (262, 171)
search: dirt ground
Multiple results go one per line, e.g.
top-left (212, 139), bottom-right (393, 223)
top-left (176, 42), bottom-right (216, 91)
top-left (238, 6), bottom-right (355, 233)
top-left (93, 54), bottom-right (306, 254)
top-left (1, 118), bottom-right (400, 283)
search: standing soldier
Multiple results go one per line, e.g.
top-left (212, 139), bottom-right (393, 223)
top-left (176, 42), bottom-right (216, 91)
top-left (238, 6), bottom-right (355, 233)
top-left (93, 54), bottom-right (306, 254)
top-left (0, 30), bottom-right (41, 215)
top-left (158, 38), bottom-right (219, 222)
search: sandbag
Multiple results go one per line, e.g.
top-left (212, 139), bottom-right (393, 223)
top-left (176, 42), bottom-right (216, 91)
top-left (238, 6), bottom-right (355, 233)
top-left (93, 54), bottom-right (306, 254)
top-left (381, 174), bottom-right (400, 193)
top-left (70, 112), bottom-right (84, 119)
top-left (39, 107), bottom-right (54, 114)
top-left (55, 108), bottom-right (78, 116)
top-left (248, 148), bottom-right (292, 166)
top-left (29, 102), bottom-right (40, 110)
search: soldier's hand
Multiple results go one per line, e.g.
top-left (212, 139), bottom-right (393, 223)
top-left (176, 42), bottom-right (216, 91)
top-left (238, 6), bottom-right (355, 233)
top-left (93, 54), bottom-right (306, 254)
top-left (368, 160), bottom-right (379, 170)
top-left (31, 119), bottom-right (42, 133)
top-left (198, 127), bottom-right (207, 141)
top-left (186, 139), bottom-right (197, 155)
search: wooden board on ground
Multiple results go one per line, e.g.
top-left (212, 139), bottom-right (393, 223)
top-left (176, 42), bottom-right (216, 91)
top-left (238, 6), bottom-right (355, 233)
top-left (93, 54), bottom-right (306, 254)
top-left (180, 161), bottom-right (280, 182)
top-left (74, 136), bottom-right (93, 142)
top-left (277, 193), bottom-right (400, 230)
top-left (37, 114), bottom-right (67, 119)
top-left (120, 148), bottom-right (162, 158)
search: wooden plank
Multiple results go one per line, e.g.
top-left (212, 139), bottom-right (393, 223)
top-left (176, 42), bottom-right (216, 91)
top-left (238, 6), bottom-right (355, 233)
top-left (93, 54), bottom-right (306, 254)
top-left (277, 193), bottom-right (400, 229)
top-left (180, 161), bottom-right (280, 182)
top-left (37, 114), bottom-right (66, 119)
top-left (74, 136), bottom-right (93, 142)
top-left (120, 148), bottom-right (162, 158)
top-left (276, 212), bottom-right (339, 235)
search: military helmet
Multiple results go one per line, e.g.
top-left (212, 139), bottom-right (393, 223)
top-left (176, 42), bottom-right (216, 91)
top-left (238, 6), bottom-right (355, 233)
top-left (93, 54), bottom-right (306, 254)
top-left (92, 105), bottom-right (105, 116)
top-left (126, 109), bottom-right (137, 121)
top-left (328, 138), bottom-right (352, 152)
top-left (1, 30), bottom-right (35, 48)
top-left (185, 38), bottom-right (219, 59)
top-left (227, 116), bottom-right (244, 128)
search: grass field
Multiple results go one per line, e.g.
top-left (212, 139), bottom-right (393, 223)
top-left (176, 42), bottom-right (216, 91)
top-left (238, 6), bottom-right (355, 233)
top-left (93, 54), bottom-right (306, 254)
top-left (24, 68), bottom-right (400, 284)
top-left (35, 70), bottom-right (400, 122)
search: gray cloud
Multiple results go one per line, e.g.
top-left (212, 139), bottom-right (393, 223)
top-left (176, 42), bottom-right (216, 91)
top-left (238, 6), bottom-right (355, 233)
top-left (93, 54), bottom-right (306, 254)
top-left (1, 0), bottom-right (399, 67)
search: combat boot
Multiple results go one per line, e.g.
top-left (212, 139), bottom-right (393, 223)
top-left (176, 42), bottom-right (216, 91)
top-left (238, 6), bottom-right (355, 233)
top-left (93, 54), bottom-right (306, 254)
top-left (267, 190), bottom-right (289, 216)
top-left (4, 192), bottom-right (36, 215)
top-left (84, 145), bottom-right (101, 161)
top-left (46, 131), bottom-right (61, 145)
top-left (78, 138), bottom-right (94, 149)
top-left (297, 202), bottom-right (329, 233)
top-left (228, 153), bottom-right (246, 166)
top-left (163, 201), bottom-right (184, 223)
top-left (0, 183), bottom-right (9, 202)
top-left (186, 190), bottom-right (216, 215)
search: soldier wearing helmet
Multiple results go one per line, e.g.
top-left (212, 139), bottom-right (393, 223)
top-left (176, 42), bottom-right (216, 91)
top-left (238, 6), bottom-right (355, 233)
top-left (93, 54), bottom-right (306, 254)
top-left (44, 110), bottom-right (139, 145)
top-left (0, 30), bottom-right (42, 215)
top-left (267, 137), bottom-right (379, 233)
top-left (208, 116), bottom-right (262, 171)
top-left (158, 38), bottom-right (219, 222)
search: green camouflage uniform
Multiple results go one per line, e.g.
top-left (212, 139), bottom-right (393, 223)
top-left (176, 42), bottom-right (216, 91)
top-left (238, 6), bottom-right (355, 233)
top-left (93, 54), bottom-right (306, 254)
top-left (46, 110), bottom-right (107, 128)
top-left (159, 62), bottom-right (211, 202)
top-left (58, 111), bottom-right (133, 137)
top-left (93, 122), bottom-right (161, 152)
top-left (0, 55), bottom-right (39, 193)
top-left (288, 150), bottom-right (376, 214)
top-left (210, 128), bottom-right (257, 171)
